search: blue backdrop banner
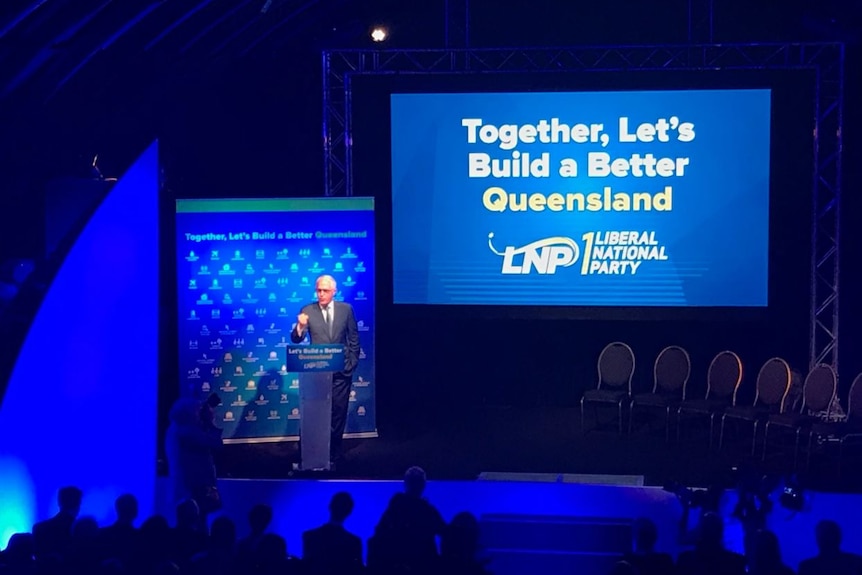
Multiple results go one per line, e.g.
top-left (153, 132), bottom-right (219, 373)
top-left (175, 198), bottom-right (376, 442)
top-left (390, 90), bottom-right (771, 307)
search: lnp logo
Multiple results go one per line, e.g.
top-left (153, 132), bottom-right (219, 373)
top-left (488, 232), bottom-right (580, 274)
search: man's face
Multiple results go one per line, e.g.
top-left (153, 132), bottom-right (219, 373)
top-left (316, 280), bottom-right (335, 306)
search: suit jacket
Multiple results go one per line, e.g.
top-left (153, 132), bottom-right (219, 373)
top-left (291, 301), bottom-right (360, 374)
top-left (302, 522), bottom-right (363, 575)
top-left (675, 548), bottom-right (747, 575)
top-left (798, 552), bottom-right (862, 575)
top-left (33, 513), bottom-right (76, 560)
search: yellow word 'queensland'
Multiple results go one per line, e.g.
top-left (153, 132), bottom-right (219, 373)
top-left (482, 186), bottom-right (673, 213)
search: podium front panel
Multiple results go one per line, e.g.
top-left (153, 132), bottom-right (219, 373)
top-left (298, 371), bottom-right (332, 470)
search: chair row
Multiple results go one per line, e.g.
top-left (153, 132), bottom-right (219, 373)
top-left (579, 342), bottom-right (862, 469)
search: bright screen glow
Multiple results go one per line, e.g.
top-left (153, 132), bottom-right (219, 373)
top-left (390, 90), bottom-right (771, 307)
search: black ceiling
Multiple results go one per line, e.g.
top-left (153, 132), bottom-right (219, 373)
top-left (2, 0), bottom-right (858, 107)
top-left (0, 0), bottom-right (858, 209)
top-left (0, 0), bottom-right (453, 108)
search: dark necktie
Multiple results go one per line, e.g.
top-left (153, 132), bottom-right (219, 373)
top-left (323, 306), bottom-right (332, 338)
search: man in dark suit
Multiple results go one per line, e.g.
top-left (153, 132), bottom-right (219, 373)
top-left (798, 520), bottom-right (862, 575)
top-left (291, 274), bottom-right (360, 463)
top-left (302, 491), bottom-right (363, 575)
top-left (32, 486), bottom-right (83, 562)
top-left (675, 512), bottom-right (746, 575)
top-left (368, 466), bottom-right (446, 575)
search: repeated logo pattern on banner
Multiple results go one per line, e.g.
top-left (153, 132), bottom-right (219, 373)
top-left (175, 199), bottom-right (376, 442)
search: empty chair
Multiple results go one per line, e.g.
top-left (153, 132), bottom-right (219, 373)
top-left (806, 372), bottom-right (862, 473)
top-left (762, 364), bottom-right (836, 467)
top-left (676, 351), bottom-right (743, 448)
top-left (581, 342), bottom-right (635, 435)
top-left (719, 357), bottom-right (792, 456)
top-left (629, 346), bottom-right (691, 441)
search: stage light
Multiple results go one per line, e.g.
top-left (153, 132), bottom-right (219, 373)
top-left (370, 27), bottom-right (387, 42)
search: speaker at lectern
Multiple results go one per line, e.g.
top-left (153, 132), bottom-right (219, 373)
top-left (285, 344), bottom-right (345, 471)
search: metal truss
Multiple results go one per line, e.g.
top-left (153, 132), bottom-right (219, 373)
top-left (444, 0), bottom-right (469, 48)
top-left (322, 43), bottom-right (844, 372)
top-left (687, 0), bottom-right (715, 43)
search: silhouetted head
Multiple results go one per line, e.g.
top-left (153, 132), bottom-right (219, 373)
top-left (140, 515), bottom-right (171, 547)
top-left (206, 393), bottom-right (222, 408)
top-left (697, 512), bottom-right (725, 549)
top-left (815, 520), bottom-right (842, 553)
top-left (137, 516), bottom-right (173, 566)
top-left (71, 516), bottom-right (99, 543)
top-left (176, 499), bottom-right (199, 529)
top-left (329, 491), bottom-right (354, 523)
top-left (58, 486), bottom-right (83, 517)
top-left (255, 533), bottom-right (287, 571)
top-left (441, 511), bottom-right (480, 560)
top-left (210, 516), bottom-right (236, 548)
top-left (3, 533), bottom-right (34, 565)
top-left (248, 504), bottom-right (273, 534)
top-left (200, 394), bottom-right (221, 425)
top-left (750, 529), bottom-right (783, 572)
top-left (115, 494), bottom-right (138, 524)
top-left (404, 466), bottom-right (427, 497)
top-left (632, 517), bottom-right (659, 552)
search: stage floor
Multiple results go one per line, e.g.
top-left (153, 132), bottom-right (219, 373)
top-left (190, 406), bottom-right (862, 574)
top-left (216, 405), bottom-right (857, 491)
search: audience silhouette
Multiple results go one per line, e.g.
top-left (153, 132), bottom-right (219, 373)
top-left (439, 511), bottom-right (490, 575)
top-left (798, 520), bottom-right (862, 575)
top-left (0, 533), bottom-right (36, 575)
top-left (747, 529), bottom-right (795, 575)
top-left (253, 532), bottom-right (299, 574)
top-left (8, 471), bottom-right (861, 575)
top-left (368, 466), bottom-right (446, 575)
top-left (98, 494), bottom-right (139, 567)
top-left (188, 515), bottom-right (236, 575)
top-left (674, 512), bottom-right (747, 575)
top-left (165, 398), bottom-right (223, 530)
top-left (303, 491), bottom-right (363, 575)
top-left (236, 504), bottom-right (273, 568)
top-left (621, 517), bottom-right (674, 575)
top-left (170, 499), bottom-right (207, 571)
top-left (32, 485), bottom-right (82, 564)
top-left (138, 515), bottom-right (173, 575)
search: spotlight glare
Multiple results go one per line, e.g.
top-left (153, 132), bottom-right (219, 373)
top-left (370, 27), bottom-right (387, 42)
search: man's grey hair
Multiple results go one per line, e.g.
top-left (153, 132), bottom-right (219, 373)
top-left (316, 274), bottom-right (337, 290)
